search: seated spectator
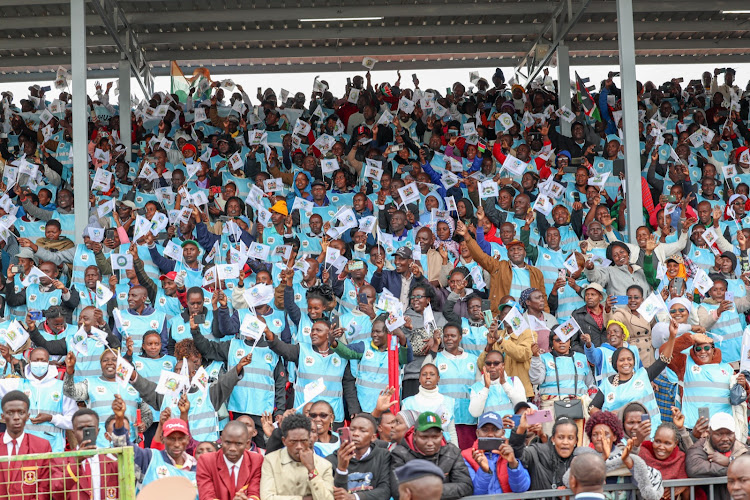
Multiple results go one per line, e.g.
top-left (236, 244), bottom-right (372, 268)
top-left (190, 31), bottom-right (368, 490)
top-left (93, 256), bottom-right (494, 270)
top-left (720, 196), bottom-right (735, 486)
top-left (686, 413), bottom-right (750, 500)
top-left (196, 421), bottom-right (263, 500)
top-left (390, 411), bottom-right (473, 500)
top-left (326, 414), bottom-right (393, 499)
top-left (401, 363), bottom-right (458, 444)
top-left (460, 412), bottom-right (531, 495)
top-left (393, 459), bottom-right (445, 500)
top-left (260, 413), bottom-right (334, 499)
top-left (573, 410), bottom-right (663, 500)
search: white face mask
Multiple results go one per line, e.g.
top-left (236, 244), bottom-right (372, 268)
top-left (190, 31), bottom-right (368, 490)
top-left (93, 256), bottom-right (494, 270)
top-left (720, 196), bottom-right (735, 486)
top-left (30, 361), bottom-right (49, 378)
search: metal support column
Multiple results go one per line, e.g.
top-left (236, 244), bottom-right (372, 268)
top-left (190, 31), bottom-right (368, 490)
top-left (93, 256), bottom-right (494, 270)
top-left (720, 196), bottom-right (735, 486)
top-left (617, 0), bottom-right (643, 243)
top-left (71, 0), bottom-right (88, 246)
top-left (118, 56), bottom-right (132, 161)
top-left (557, 43), bottom-right (572, 136)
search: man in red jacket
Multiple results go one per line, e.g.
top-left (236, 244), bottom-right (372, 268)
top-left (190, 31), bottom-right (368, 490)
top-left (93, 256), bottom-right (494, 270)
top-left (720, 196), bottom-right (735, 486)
top-left (196, 421), bottom-right (263, 500)
top-left (0, 390), bottom-right (52, 499)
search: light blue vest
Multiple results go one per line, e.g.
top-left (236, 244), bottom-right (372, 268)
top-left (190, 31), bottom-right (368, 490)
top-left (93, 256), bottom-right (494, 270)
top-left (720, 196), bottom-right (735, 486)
top-left (687, 245), bottom-right (716, 270)
top-left (154, 290), bottom-right (182, 320)
top-left (173, 262), bottom-right (204, 289)
top-left (25, 284), bottom-right (62, 314)
top-left (140, 449), bottom-right (196, 492)
top-left (558, 225), bottom-right (580, 254)
top-left (169, 310), bottom-right (215, 344)
top-left (66, 333), bottom-right (109, 380)
top-left (118, 310), bottom-right (166, 353)
top-left (460, 319), bottom-right (488, 358)
top-left (349, 342), bottom-right (390, 413)
top-left (340, 310), bottom-right (373, 345)
top-left (469, 379), bottom-right (515, 436)
top-left (160, 389), bottom-right (219, 442)
top-left (682, 356), bottom-right (733, 429)
top-left (227, 337), bottom-right (279, 416)
top-left (700, 302), bottom-right (743, 363)
top-left (556, 280), bottom-right (587, 323)
top-left (435, 351), bottom-right (479, 425)
top-left (535, 247), bottom-right (565, 295)
top-left (17, 378), bottom-right (67, 452)
top-left (538, 352), bottom-right (590, 397)
top-left (591, 343), bottom-right (641, 384)
top-left (600, 368), bottom-right (661, 438)
top-left (87, 377), bottom-right (140, 448)
top-left (293, 344), bottom-right (347, 422)
top-left (9, 274), bottom-right (27, 320)
top-left (509, 266), bottom-right (531, 301)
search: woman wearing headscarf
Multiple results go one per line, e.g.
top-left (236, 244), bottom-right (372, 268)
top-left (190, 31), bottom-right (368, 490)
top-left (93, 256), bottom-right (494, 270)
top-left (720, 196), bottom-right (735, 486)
top-left (589, 319), bottom-right (679, 436)
top-left (455, 198), bottom-right (477, 228)
top-left (565, 411), bottom-right (664, 500)
top-left (583, 319), bottom-right (641, 386)
top-left (434, 217), bottom-right (461, 262)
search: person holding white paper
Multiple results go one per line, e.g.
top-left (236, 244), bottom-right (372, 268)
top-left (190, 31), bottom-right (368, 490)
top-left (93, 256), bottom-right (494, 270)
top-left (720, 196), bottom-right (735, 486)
top-left (583, 241), bottom-right (650, 299)
top-left (126, 336), bottom-right (250, 443)
top-left (696, 277), bottom-right (750, 364)
top-left (265, 318), bottom-right (357, 426)
top-left (6, 259), bottom-right (80, 325)
top-left (62, 348), bottom-right (153, 448)
top-left (588, 320), bottom-right (678, 436)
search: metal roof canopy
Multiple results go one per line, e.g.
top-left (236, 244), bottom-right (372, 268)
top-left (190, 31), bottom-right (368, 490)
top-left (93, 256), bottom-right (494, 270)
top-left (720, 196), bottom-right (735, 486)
top-left (1, 0), bottom-right (749, 86)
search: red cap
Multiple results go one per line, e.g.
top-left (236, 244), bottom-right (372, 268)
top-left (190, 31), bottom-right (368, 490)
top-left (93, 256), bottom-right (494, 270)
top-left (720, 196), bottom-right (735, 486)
top-left (159, 271), bottom-right (177, 281)
top-left (182, 143), bottom-right (197, 155)
top-left (163, 418), bottom-right (190, 437)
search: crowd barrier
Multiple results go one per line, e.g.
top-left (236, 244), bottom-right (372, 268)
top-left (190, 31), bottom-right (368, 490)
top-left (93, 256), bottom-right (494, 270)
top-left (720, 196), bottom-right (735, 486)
top-left (0, 446), bottom-right (135, 499)
top-left (466, 476), bottom-right (729, 500)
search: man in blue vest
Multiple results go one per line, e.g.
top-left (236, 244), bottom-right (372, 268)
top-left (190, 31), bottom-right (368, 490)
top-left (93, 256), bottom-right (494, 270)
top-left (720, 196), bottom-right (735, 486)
top-left (111, 394), bottom-right (197, 489)
top-left (0, 347), bottom-right (77, 452)
top-left (7, 260), bottom-right (80, 324)
top-left (111, 285), bottom-right (169, 355)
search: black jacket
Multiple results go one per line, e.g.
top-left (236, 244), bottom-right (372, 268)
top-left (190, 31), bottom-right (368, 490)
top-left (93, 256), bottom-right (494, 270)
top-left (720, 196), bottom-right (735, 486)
top-left (326, 445), bottom-right (393, 500)
top-left (571, 305), bottom-right (607, 350)
top-left (390, 439), bottom-right (473, 500)
top-left (509, 430), bottom-right (575, 491)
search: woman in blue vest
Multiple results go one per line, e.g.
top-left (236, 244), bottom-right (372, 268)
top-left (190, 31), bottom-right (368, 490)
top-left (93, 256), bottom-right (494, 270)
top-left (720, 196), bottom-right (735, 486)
top-left (696, 277), bottom-right (750, 363)
top-left (265, 318), bottom-right (355, 426)
top-left (331, 313), bottom-right (411, 413)
top-left (530, 329), bottom-right (595, 434)
top-left (126, 335), bottom-right (251, 443)
top-left (589, 319), bottom-right (679, 437)
top-left (401, 363), bottom-right (459, 444)
top-left (309, 400), bottom-right (341, 457)
top-left (583, 320), bottom-right (642, 385)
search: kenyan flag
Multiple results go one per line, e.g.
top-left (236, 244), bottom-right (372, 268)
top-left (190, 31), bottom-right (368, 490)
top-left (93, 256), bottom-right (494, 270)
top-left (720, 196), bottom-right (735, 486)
top-left (575, 71), bottom-right (601, 122)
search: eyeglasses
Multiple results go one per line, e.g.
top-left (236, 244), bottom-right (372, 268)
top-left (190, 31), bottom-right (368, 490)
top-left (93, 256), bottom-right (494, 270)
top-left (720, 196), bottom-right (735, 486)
top-left (308, 413), bottom-right (330, 419)
top-left (694, 345), bottom-right (713, 352)
top-left (669, 308), bottom-right (688, 314)
top-left (484, 361), bottom-right (503, 367)
top-left (410, 295), bottom-right (425, 300)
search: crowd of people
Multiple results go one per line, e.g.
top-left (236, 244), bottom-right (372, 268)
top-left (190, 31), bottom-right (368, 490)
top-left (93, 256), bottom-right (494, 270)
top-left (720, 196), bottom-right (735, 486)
top-left (0, 63), bottom-right (748, 499)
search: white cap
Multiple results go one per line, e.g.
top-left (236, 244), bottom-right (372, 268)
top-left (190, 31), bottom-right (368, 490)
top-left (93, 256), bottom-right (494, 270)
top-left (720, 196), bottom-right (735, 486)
top-left (709, 412), bottom-right (736, 433)
top-left (729, 194), bottom-right (747, 206)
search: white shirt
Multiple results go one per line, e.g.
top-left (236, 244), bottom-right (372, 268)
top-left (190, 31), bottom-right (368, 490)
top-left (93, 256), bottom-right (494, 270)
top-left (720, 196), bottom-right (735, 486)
top-left (86, 455), bottom-right (102, 500)
top-left (223, 454), bottom-right (243, 486)
top-left (3, 432), bottom-right (24, 455)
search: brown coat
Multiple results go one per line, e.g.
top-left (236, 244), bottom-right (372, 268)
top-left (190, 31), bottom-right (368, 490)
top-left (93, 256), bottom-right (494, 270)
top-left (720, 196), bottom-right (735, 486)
top-left (479, 328), bottom-right (535, 397)
top-left (606, 307), bottom-right (654, 367)
top-left (466, 236), bottom-right (547, 314)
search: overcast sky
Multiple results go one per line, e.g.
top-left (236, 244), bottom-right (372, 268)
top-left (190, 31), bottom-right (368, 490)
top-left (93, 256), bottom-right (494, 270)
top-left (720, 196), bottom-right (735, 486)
top-left (4, 62), bottom-right (750, 103)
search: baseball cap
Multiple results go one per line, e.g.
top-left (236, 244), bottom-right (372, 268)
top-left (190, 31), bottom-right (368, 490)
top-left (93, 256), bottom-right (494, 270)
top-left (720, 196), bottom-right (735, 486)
top-left (159, 271), bottom-right (177, 281)
top-left (16, 247), bottom-right (35, 261)
top-left (514, 401), bottom-right (539, 413)
top-left (118, 200), bottom-right (137, 210)
top-left (311, 180), bottom-right (326, 189)
top-left (181, 239), bottom-right (199, 249)
top-left (709, 412), bottom-right (735, 433)
top-left (478, 412), bottom-right (503, 429)
top-left (415, 412), bottom-right (443, 432)
top-left (162, 418), bottom-right (190, 437)
top-left (505, 240), bottom-right (524, 249)
top-left (394, 459), bottom-right (445, 485)
top-left (392, 247), bottom-right (413, 259)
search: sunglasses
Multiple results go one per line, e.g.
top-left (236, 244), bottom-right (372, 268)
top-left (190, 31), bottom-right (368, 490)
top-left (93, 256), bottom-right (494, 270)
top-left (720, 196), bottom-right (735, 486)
top-left (669, 308), bottom-right (688, 314)
top-left (484, 361), bottom-right (503, 367)
top-left (410, 295), bottom-right (425, 300)
top-left (308, 413), bottom-right (330, 419)
top-left (694, 345), bottom-right (712, 352)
